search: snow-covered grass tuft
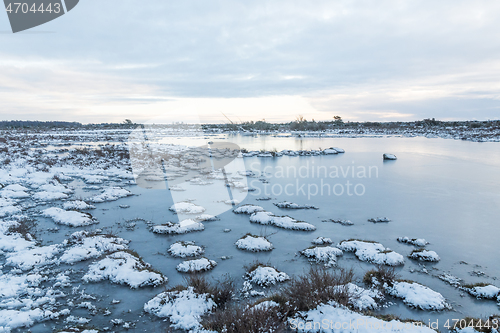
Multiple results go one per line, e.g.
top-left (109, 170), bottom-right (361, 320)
top-left (176, 258), bottom-right (217, 273)
top-left (245, 264), bottom-right (290, 286)
top-left (323, 218), bottom-right (354, 225)
top-left (338, 240), bottom-right (404, 266)
top-left (60, 230), bottom-right (129, 263)
top-left (368, 217), bottom-right (391, 223)
top-left (274, 201), bottom-right (318, 209)
top-left (168, 241), bottom-right (204, 258)
top-left (83, 250), bottom-right (166, 288)
top-left (233, 204), bottom-right (264, 214)
top-left (409, 249), bottom-right (440, 262)
top-left (462, 283), bottom-right (500, 300)
top-left (42, 207), bottom-right (98, 227)
top-left (397, 236), bottom-right (428, 247)
top-left (169, 202), bottom-right (206, 214)
top-left (62, 200), bottom-right (95, 210)
top-left (144, 286), bottom-right (215, 330)
top-left (312, 236), bottom-right (333, 245)
top-left (301, 245), bottom-right (343, 267)
top-left (249, 211), bottom-right (316, 231)
top-left (90, 186), bottom-right (132, 203)
top-left (386, 280), bottom-right (450, 311)
top-left (152, 219), bottom-right (204, 234)
top-left (5, 244), bottom-right (61, 270)
top-left (235, 234), bottom-right (273, 252)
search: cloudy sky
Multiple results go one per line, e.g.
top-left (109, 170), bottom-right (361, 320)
top-left (1, 0), bottom-right (500, 123)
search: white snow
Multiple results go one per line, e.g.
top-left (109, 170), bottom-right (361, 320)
top-left (368, 217), bottom-right (391, 223)
top-left (337, 240), bottom-right (404, 266)
top-left (233, 204), bottom-right (265, 214)
top-left (289, 301), bottom-right (437, 332)
top-left (383, 153), bottom-right (397, 160)
top-left (169, 202), bottom-right (206, 214)
top-left (91, 187), bottom-right (132, 203)
top-left (312, 237), bottom-right (333, 245)
top-left (42, 207), bottom-right (98, 227)
top-left (194, 214), bottom-right (218, 222)
top-left (409, 249), bottom-right (440, 262)
top-left (152, 219), bottom-right (204, 234)
top-left (60, 232), bottom-right (129, 263)
top-left (464, 285), bottom-right (500, 299)
top-left (301, 246), bottom-right (343, 267)
top-left (62, 200), bottom-right (95, 210)
top-left (235, 235), bottom-right (273, 252)
top-left (83, 251), bottom-right (166, 288)
top-left (5, 245), bottom-right (61, 270)
top-left (246, 266), bottom-right (289, 286)
top-left (325, 219), bottom-right (354, 225)
top-left (176, 258), bottom-right (217, 273)
top-left (344, 283), bottom-right (382, 311)
top-left (0, 221), bottom-right (35, 252)
top-left (274, 201), bottom-right (318, 209)
top-left (385, 281), bottom-right (450, 310)
top-left (168, 241), bottom-right (204, 258)
top-left (397, 236), bottom-right (428, 247)
top-left (144, 286), bottom-right (215, 330)
top-left (249, 211), bottom-right (316, 231)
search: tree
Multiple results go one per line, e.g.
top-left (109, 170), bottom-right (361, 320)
top-left (123, 119), bottom-right (133, 125)
top-left (333, 116), bottom-right (343, 125)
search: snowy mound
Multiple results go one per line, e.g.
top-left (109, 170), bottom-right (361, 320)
top-left (0, 220), bottom-right (36, 252)
top-left (301, 246), bottom-right (343, 267)
top-left (169, 202), bottom-right (206, 214)
top-left (368, 217), bottom-right (391, 223)
top-left (42, 207), bottom-right (98, 227)
top-left (397, 236), bottom-right (428, 247)
top-left (83, 250), bottom-right (166, 288)
top-left (60, 231), bottom-right (129, 263)
top-left (233, 204), bottom-right (265, 214)
top-left (235, 234), bottom-right (273, 252)
top-left (246, 266), bottom-right (290, 286)
top-left (152, 219), bottom-right (204, 234)
top-left (337, 240), bottom-right (404, 266)
top-left (290, 301), bottom-right (437, 333)
top-left (168, 241), bottom-right (204, 258)
top-left (91, 187), bottom-right (132, 203)
top-left (324, 218), bottom-right (354, 225)
top-left (250, 211), bottom-right (316, 231)
top-left (176, 258), bottom-right (217, 273)
top-left (274, 201), bottom-right (318, 209)
top-left (312, 237), bottom-right (333, 245)
top-left (194, 214), bottom-right (218, 222)
top-left (463, 284), bottom-right (500, 299)
top-left (62, 200), bottom-right (95, 210)
top-left (5, 244), bottom-right (61, 270)
top-left (383, 153), bottom-right (397, 160)
top-left (409, 249), bottom-right (440, 262)
top-left (386, 281), bottom-right (450, 311)
top-left (144, 287), bottom-right (215, 330)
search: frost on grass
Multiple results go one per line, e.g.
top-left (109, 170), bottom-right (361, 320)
top-left (83, 250), bottom-right (166, 288)
top-left (462, 284), bottom-right (500, 300)
top-left (90, 186), bottom-right (132, 203)
top-left (386, 281), bottom-right (450, 311)
top-left (60, 230), bottom-right (130, 264)
top-left (397, 236), bottom-right (428, 247)
top-left (42, 207), bottom-right (98, 227)
top-left (235, 234), bottom-right (273, 252)
top-left (5, 244), bottom-right (61, 270)
top-left (343, 283), bottom-right (382, 311)
top-left (312, 237), bottom-right (333, 245)
top-left (409, 249), bottom-right (440, 262)
top-left (274, 201), bottom-right (318, 209)
top-left (233, 204), bottom-right (265, 214)
top-left (323, 218), bottom-right (354, 225)
top-left (249, 211), bottom-right (316, 231)
top-left (144, 286), bottom-right (215, 330)
top-left (290, 301), bottom-right (437, 333)
top-left (62, 200), bottom-right (96, 210)
top-left (301, 246), bottom-right (343, 267)
top-left (176, 258), bottom-right (217, 273)
top-left (152, 219), bottom-right (204, 234)
top-left (245, 265), bottom-right (290, 286)
top-left (337, 240), bottom-right (404, 266)
top-left (169, 202), bottom-right (206, 214)
top-left (168, 241), bottom-right (204, 258)
top-left (368, 217), bottom-right (391, 223)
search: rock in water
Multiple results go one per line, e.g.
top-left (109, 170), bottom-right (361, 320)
top-left (383, 153), bottom-right (397, 160)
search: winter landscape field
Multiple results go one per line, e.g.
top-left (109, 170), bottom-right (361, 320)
top-left (0, 124), bottom-right (499, 333)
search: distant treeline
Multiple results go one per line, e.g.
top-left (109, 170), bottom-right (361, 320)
top-left (202, 117), bottom-right (500, 132)
top-left (0, 120), bottom-right (136, 129)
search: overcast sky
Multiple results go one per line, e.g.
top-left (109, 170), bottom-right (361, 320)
top-left (1, 0), bottom-right (500, 123)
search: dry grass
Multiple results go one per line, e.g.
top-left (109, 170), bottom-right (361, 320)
top-left (363, 266), bottom-right (398, 288)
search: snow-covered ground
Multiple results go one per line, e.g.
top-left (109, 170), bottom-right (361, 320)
top-left (337, 240), bottom-right (405, 266)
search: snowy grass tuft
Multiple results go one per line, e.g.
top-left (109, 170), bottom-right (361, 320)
top-left (235, 234), bottom-right (273, 252)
